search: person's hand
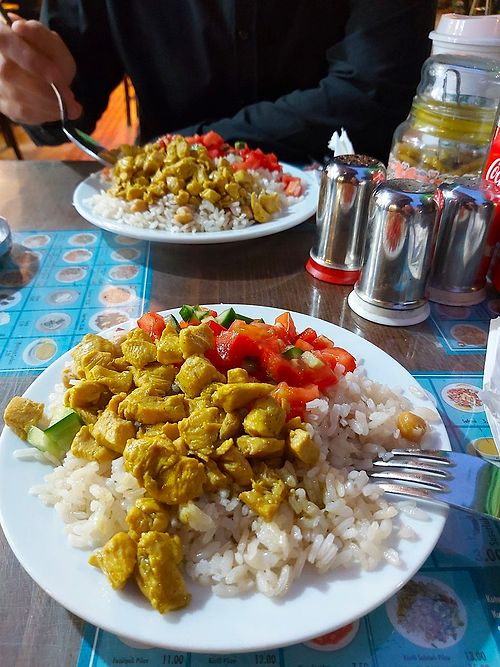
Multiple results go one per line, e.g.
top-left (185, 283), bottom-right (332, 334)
top-left (0, 16), bottom-right (82, 124)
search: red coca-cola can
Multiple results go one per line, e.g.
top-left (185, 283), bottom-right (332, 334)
top-left (483, 106), bottom-right (500, 291)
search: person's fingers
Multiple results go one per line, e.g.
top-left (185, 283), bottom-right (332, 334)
top-left (0, 58), bottom-right (80, 124)
top-left (0, 21), bottom-right (82, 121)
top-left (0, 21), bottom-right (61, 84)
top-left (12, 19), bottom-right (77, 83)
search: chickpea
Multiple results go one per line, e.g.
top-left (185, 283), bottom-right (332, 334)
top-left (174, 206), bottom-right (193, 224)
top-left (130, 200), bottom-right (148, 213)
top-left (397, 411), bottom-right (427, 443)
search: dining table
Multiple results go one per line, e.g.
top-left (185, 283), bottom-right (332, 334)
top-left (0, 159), bottom-right (499, 667)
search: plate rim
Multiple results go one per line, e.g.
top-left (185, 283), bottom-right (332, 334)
top-left (0, 304), bottom-right (450, 653)
top-left (72, 164), bottom-right (319, 245)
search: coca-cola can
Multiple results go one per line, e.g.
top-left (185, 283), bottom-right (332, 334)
top-left (483, 105), bottom-right (500, 291)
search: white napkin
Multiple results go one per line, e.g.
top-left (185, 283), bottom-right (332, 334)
top-left (328, 128), bottom-right (354, 156)
top-left (478, 317), bottom-right (500, 456)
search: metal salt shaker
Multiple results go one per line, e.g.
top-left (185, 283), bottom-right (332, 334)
top-left (429, 180), bottom-right (496, 306)
top-left (305, 154), bottom-right (386, 284)
top-left (348, 179), bottom-right (440, 326)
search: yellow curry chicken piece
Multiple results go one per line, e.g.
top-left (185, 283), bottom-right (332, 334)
top-left (126, 497), bottom-right (170, 542)
top-left (71, 424), bottom-right (119, 463)
top-left (89, 531), bottom-right (137, 590)
top-left (211, 381), bottom-right (275, 412)
top-left (243, 396), bottom-right (286, 437)
top-left (239, 467), bottom-right (287, 521)
top-left (124, 435), bottom-right (206, 505)
top-left (133, 362), bottom-right (177, 394)
top-left (90, 408), bottom-right (137, 454)
top-left (175, 355), bottom-right (224, 398)
top-left (3, 396), bottom-right (44, 439)
top-left (135, 531), bottom-right (191, 613)
top-left (178, 406), bottom-right (223, 460)
top-left (178, 322), bottom-right (214, 358)
top-left (156, 329), bottom-right (183, 365)
top-left (118, 388), bottom-right (187, 424)
top-left (121, 329), bottom-right (158, 369)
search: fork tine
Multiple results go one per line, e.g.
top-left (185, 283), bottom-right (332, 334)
top-left (374, 482), bottom-right (442, 503)
top-left (390, 449), bottom-right (455, 465)
top-left (372, 458), bottom-right (453, 478)
top-left (370, 469), bottom-right (449, 492)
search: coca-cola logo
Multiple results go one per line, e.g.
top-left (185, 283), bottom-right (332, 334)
top-left (485, 158), bottom-right (500, 186)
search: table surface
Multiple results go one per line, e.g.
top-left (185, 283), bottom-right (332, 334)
top-left (0, 161), bottom-right (492, 666)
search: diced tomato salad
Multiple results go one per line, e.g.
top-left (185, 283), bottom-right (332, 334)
top-left (157, 131), bottom-right (304, 197)
top-left (138, 308), bottom-right (356, 417)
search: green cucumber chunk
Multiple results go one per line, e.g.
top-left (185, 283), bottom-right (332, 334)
top-left (27, 409), bottom-right (83, 460)
top-left (282, 346), bottom-right (303, 360)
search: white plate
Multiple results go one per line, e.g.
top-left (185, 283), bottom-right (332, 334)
top-left (72, 165), bottom-right (319, 244)
top-left (0, 305), bottom-right (450, 654)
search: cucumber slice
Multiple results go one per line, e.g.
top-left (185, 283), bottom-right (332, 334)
top-left (233, 312), bottom-right (255, 324)
top-left (216, 308), bottom-right (237, 327)
top-left (282, 346), bottom-right (303, 360)
top-left (179, 304), bottom-right (195, 322)
top-left (27, 409), bottom-right (83, 460)
top-left (165, 314), bottom-right (180, 332)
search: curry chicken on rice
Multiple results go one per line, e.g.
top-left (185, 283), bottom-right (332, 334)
top-left (4, 308), bottom-right (429, 614)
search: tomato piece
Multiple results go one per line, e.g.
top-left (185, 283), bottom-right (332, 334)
top-left (137, 312), bottom-right (166, 340)
top-left (185, 134), bottom-right (202, 145)
top-left (271, 382), bottom-right (320, 417)
top-left (293, 337), bottom-right (314, 352)
top-left (274, 312), bottom-right (297, 343)
top-left (215, 330), bottom-right (260, 367)
top-left (207, 147), bottom-right (221, 159)
top-left (321, 347), bottom-right (357, 373)
top-left (202, 130), bottom-right (225, 148)
top-left (262, 350), bottom-right (304, 385)
top-left (284, 176), bottom-right (303, 197)
top-left (205, 319), bottom-right (226, 336)
top-left (312, 334), bottom-right (334, 350)
top-left (302, 360), bottom-right (337, 390)
top-left (296, 327), bottom-right (317, 343)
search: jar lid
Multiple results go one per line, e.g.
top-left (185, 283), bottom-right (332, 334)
top-left (430, 13), bottom-right (500, 47)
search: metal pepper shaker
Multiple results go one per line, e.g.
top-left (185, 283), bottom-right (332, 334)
top-left (305, 154), bottom-right (386, 284)
top-left (348, 179), bottom-right (440, 326)
top-left (429, 180), bottom-right (496, 306)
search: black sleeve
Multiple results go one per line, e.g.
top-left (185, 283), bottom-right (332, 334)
top-left (178, 0), bottom-right (437, 163)
top-left (24, 0), bottom-right (124, 146)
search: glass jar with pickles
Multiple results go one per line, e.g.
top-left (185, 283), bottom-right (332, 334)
top-left (387, 54), bottom-right (500, 186)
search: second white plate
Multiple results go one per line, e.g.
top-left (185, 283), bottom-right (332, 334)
top-left (73, 164), bottom-right (319, 244)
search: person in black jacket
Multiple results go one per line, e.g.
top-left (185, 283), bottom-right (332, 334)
top-left (0, 1), bottom-right (437, 163)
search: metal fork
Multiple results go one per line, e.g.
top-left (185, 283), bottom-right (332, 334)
top-left (0, 6), bottom-right (116, 165)
top-left (370, 449), bottom-right (500, 522)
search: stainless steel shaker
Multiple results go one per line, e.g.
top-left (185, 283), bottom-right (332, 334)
top-left (306, 154), bottom-right (386, 284)
top-left (348, 179), bottom-right (440, 326)
top-left (429, 180), bottom-right (496, 306)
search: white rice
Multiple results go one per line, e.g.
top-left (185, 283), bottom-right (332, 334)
top-left (86, 168), bottom-right (297, 234)
top-left (29, 365), bottom-right (429, 598)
